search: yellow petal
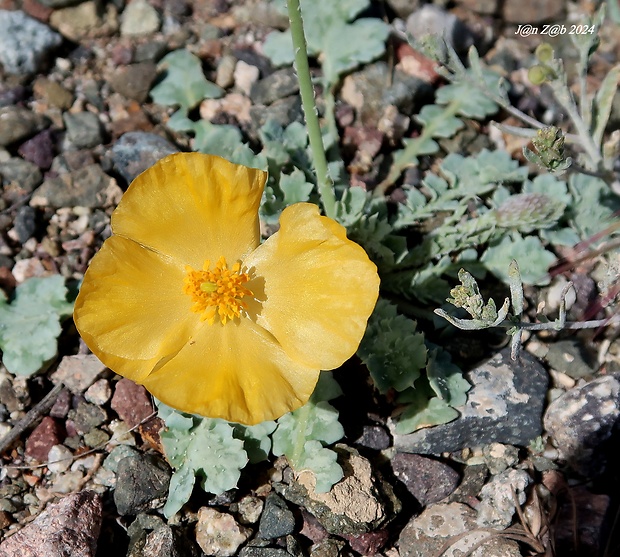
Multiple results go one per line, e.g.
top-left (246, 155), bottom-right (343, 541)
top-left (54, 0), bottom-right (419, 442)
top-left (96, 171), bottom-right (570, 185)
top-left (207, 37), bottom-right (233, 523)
top-left (111, 152), bottom-right (267, 267)
top-left (244, 203), bottom-right (380, 370)
top-left (74, 235), bottom-right (197, 373)
top-left (141, 318), bottom-right (321, 425)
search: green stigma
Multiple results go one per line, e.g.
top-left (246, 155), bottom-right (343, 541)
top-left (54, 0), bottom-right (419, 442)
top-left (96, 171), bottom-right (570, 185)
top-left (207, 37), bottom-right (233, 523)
top-left (200, 282), bottom-right (218, 293)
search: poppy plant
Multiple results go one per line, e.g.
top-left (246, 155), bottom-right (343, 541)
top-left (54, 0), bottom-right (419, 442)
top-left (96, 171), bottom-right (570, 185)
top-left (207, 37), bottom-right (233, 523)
top-left (74, 153), bottom-right (379, 425)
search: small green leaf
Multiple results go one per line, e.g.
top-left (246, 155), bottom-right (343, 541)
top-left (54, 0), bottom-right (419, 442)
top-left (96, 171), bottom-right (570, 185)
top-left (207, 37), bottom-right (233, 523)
top-left (150, 50), bottom-right (224, 112)
top-left (358, 299), bottom-right (427, 393)
top-left (395, 390), bottom-right (460, 434)
top-left (160, 415), bottom-right (248, 518)
top-left (263, 30), bottom-right (295, 66)
top-left (321, 19), bottom-right (390, 86)
top-left (234, 421), bottom-right (277, 464)
top-left (592, 64), bottom-right (620, 147)
top-left (295, 440), bottom-right (343, 492)
top-left (273, 401), bottom-right (344, 455)
top-left (481, 235), bottom-right (556, 285)
top-left (426, 347), bottom-right (469, 406)
top-left (0, 275), bottom-right (73, 376)
top-left (280, 169), bottom-right (314, 204)
top-left (415, 105), bottom-right (464, 138)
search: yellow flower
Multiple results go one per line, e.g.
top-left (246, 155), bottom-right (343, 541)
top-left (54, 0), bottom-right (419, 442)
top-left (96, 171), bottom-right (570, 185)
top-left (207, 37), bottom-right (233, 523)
top-left (74, 153), bottom-right (379, 425)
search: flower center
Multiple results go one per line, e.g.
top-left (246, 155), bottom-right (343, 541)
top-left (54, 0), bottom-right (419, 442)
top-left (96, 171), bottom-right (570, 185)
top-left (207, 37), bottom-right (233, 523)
top-left (183, 256), bottom-right (253, 324)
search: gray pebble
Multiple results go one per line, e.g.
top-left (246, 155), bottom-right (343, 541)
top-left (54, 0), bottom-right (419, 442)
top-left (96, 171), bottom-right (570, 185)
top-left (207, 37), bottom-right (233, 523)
top-left (12, 206), bottom-right (36, 243)
top-left (63, 111), bottom-right (104, 149)
top-left (544, 373), bottom-right (620, 476)
top-left (110, 131), bottom-right (178, 184)
top-left (0, 10), bottom-right (62, 75)
top-left (114, 454), bottom-right (171, 515)
top-left (258, 493), bottom-right (296, 539)
top-left (0, 106), bottom-right (50, 147)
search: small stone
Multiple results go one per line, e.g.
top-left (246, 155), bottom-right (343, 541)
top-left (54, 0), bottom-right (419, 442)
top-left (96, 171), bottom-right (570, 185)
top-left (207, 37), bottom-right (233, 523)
top-left (0, 158), bottom-right (43, 198)
top-left (390, 453), bottom-right (460, 506)
top-left (481, 443), bottom-right (519, 475)
top-left (0, 106), bottom-right (50, 147)
top-left (250, 68), bottom-right (298, 105)
top-left (503, 0), bottom-right (564, 24)
top-left (234, 60), bottom-right (260, 96)
top-left (398, 502), bottom-right (521, 557)
top-left (127, 514), bottom-right (199, 557)
top-left (241, 548), bottom-right (296, 557)
top-left (33, 77), bottom-right (74, 110)
top-left (354, 424), bottom-right (391, 450)
top-left (108, 62), bottom-right (158, 103)
top-left (121, 0), bottom-right (161, 37)
top-left (309, 539), bottom-right (345, 557)
top-left (63, 111), bottom-right (104, 149)
top-left (47, 444), bottom-right (73, 473)
top-left (476, 469), bottom-right (531, 529)
top-left (51, 354), bottom-right (106, 393)
top-left (0, 9), bottom-right (62, 75)
top-left (281, 446), bottom-right (401, 536)
top-left (0, 491), bottom-right (102, 557)
top-left (49, 1), bottom-right (102, 41)
top-left (110, 131), bottom-right (177, 184)
top-left (344, 529), bottom-right (389, 555)
top-left (545, 339), bottom-right (596, 379)
top-left (237, 495), bottom-right (264, 524)
top-left (10, 205), bottom-right (37, 243)
top-left (49, 387), bottom-right (72, 418)
top-left (114, 453), bottom-right (171, 515)
top-left (67, 400), bottom-right (107, 434)
top-left (84, 378), bottom-right (112, 405)
top-left (406, 5), bottom-right (474, 55)
top-left (25, 416), bottom-right (66, 461)
top-left (83, 427), bottom-right (110, 448)
top-left (102, 444), bottom-right (140, 474)
top-left (111, 378), bottom-right (154, 428)
top-left (544, 373), bottom-right (620, 476)
top-left (50, 470), bottom-right (85, 493)
top-left (31, 164), bottom-right (121, 208)
top-left (195, 507), bottom-right (252, 556)
top-left (258, 493), bottom-right (295, 539)
top-left (216, 54), bottom-right (237, 89)
top-left (11, 257), bottom-right (47, 282)
top-left (18, 129), bottom-right (56, 169)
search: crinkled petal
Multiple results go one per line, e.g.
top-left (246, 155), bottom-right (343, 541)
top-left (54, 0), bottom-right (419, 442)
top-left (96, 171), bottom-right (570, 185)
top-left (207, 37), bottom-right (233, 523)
top-left (112, 152), bottom-right (266, 267)
top-left (74, 235), bottom-right (197, 375)
top-left (244, 203), bottom-right (380, 370)
top-left (141, 318), bottom-right (320, 425)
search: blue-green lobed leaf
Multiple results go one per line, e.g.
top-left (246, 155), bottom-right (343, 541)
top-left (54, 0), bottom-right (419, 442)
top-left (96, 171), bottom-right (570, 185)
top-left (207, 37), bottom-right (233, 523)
top-left (0, 275), bottom-right (73, 376)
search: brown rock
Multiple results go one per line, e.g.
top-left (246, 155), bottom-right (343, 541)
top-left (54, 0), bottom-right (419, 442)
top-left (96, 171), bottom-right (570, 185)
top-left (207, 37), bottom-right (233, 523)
top-left (503, 0), bottom-right (565, 24)
top-left (111, 378), bottom-right (154, 428)
top-left (107, 62), bottom-right (157, 102)
top-left (0, 491), bottom-right (102, 557)
top-left (25, 416), bottom-right (66, 462)
top-left (50, 354), bottom-right (106, 393)
top-left (390, 453), bottom-right (460, 506)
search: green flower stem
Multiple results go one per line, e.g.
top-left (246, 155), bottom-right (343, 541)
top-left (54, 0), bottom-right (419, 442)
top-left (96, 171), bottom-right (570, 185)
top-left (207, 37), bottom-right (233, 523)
top-left (286, 0), bottom-right (336, 219)
top-left (290, 400), bottom-right (311, 466)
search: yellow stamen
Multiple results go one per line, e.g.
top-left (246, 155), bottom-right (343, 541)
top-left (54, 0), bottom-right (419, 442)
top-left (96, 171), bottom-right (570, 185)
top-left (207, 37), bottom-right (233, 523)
top-left (183, 256), bottom-right (253, 324)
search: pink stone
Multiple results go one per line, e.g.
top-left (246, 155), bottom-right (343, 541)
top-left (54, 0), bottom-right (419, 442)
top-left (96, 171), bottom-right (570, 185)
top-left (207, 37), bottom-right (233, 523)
top-left (25, 417), bottom-right (65, 462)
top-left (111, 378), bottom-right (154, 428)
top-left (0, 491), bottom-right (102, 557)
